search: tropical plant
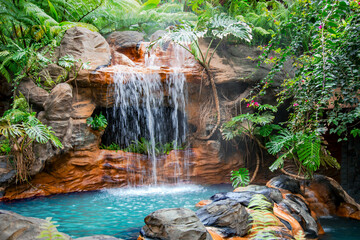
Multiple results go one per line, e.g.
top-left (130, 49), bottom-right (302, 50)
top-left (37, 217), bottom-right (66, 240)
top-left (151, 13), bottom-right (252, 139)
top-left (0, 0), bottom-right (98, 90)
top-left (240, 0), bottom-right (358, 179)
top-left (230, 168), bottom-right (250, 188)
top-left (86, 113), bottom-right (108, 131)
top-left (0, 138), bottom-right (11, 155)
top-left (222, 104), bottom-right (277, 183)
top-left (101, 138), bottom-right (185, 155)
top-left (0, 94), bottom-right (63, 182)
top-left (100, 142), bottom-right (122, 151)
top-left (84, 0), bottom-right (197, 35)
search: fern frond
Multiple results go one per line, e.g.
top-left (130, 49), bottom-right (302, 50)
top-left (266, 129), bottom-right (294, 155)
top-left (297, 136), bottom-right (321, 172)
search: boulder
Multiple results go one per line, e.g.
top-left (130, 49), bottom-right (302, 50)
top-left (0, 210), bottom-right (71, 240)
top-left (0, 156), bottom-right (15, 195)
top-left (140, 208), bottom-right (212, 240)
top-left (305, 175), bottom-right (360, 218)
top-left (107, 31), bottom-right (144, 49)
top-left (59, 27), bottom-right (111, 71)
top-left (279, 195), bottom-right (318, 238)
top-left (196, 199), bottom-right (249, 237)
top-left (111, 51), bottom-right (136, 66)
top-left (210, 187), bottom-right (283, 207)
top-left (267, 175), bottom-right (302, 194)
top-left (18, 79), bottom-right (49, 109)
top-left (44, 83), bottom-right (73, 120)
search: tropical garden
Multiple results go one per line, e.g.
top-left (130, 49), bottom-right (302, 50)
top-left (0, 0), bottom-right (360, 239)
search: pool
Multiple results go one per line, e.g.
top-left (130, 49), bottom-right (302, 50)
top-left (0, 184), bottom-right (233, 239)
top-left (319, 216), bottom-right (360, 240)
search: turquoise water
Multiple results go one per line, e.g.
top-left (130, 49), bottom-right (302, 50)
top-left (319, 216), bottom-right (360, 240)
top-left (0, 184), bottom-right (233, 239)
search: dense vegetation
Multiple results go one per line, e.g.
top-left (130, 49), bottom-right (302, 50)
top-left (0, 0), bottom-right (359, 184)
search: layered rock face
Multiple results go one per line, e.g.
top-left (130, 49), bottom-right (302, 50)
top-left (2, 27), bottom-right (274, 200)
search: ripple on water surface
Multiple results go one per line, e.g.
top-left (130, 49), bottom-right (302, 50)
top-left (0, 184), bottom-right (232, 239)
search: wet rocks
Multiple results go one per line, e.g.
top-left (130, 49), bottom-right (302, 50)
top-left (266, 175), bottom-right (301, 194)
top-left (279, 195), bottom-right (318, 238)
top-left (0, 209), bottom-right (71, 240)
top-left (305, 174), bottom-right (360, 219)
top-left (196, 198), bottom-right (249, 237)
top-left (140, 208), bottom-right (212, 240)
top-left (210, 187), bottom-right (283, 207)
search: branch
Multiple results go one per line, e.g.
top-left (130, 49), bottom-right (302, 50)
top-left (77, 0), bottom-right (104, 22)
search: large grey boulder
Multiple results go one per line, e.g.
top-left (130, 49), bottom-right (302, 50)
top-left (140, 208), bottom-right (212, 240)
top-left (0, 210), bottom-right (71, 240)
top-left (196, 198), bottom-right (249, 237)
top-left (18, 79), bottom-right (49, 109)
top-left (44, 83), bottom-right (73, 121)
top-left (59, 27), bottom-right (111, 71)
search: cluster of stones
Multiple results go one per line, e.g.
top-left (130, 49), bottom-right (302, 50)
top-left (138, 175), bottom-right (360, 240)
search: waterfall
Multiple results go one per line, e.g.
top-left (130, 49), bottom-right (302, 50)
top-left (107, 70), bottom-right (188, 185)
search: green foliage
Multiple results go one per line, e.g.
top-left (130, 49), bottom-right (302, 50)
top-left (230, 168), bottom-right (250, 188)
top-left (248, 194), bottom-right (278, 239)
top-left (0, 0), bottom-right (98, 89)
top-left (0, 94), bottom-right (62, 182)
top-left (222, 108), bottom-right (275, 147)
top-left (223, 0), bottom-right (293, 45)
top-left (84, 0), bottom-right (197, 35)
top-left (101, 139), bottom-right (184, 155)
top-left (37, 217), bottom-right (66, 240)
top-left (100, 142), bottom-right (122, 151)
top-left (151, 13), bottom-right (252, 69)
top-left (86, 113), bottom-right (108, 131)
top-left (0, 138), bottom-right (11, 155)
top-left (243, 0), bottom-right (358, 178)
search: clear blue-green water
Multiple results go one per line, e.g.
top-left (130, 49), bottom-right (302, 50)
top-left (319, 216), bottom-right (360, 240)
top-left (0, 184), bottom-right (233, 239)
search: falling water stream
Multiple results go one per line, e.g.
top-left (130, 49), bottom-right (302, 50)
top-left (103, 44), bottom-right (192, 185)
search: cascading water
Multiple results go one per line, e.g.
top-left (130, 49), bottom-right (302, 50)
top-left (104, 45), bottom-right (190, 185)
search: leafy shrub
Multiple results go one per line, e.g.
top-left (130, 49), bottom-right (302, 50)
top-left (101, 138), bottom-right (185, 155)
top-left (37, 217), bottom-right (66, 240)
top-left (86, 113), bottom-right (108, 130)
top-left (230, 168), bottom-right (250, 188)
top-left (0, 138), bottom-right (11, 155)
top-left (0, 94), bottom-right (63, 182)
top-left (100, 143), bottom-right (122, 151)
